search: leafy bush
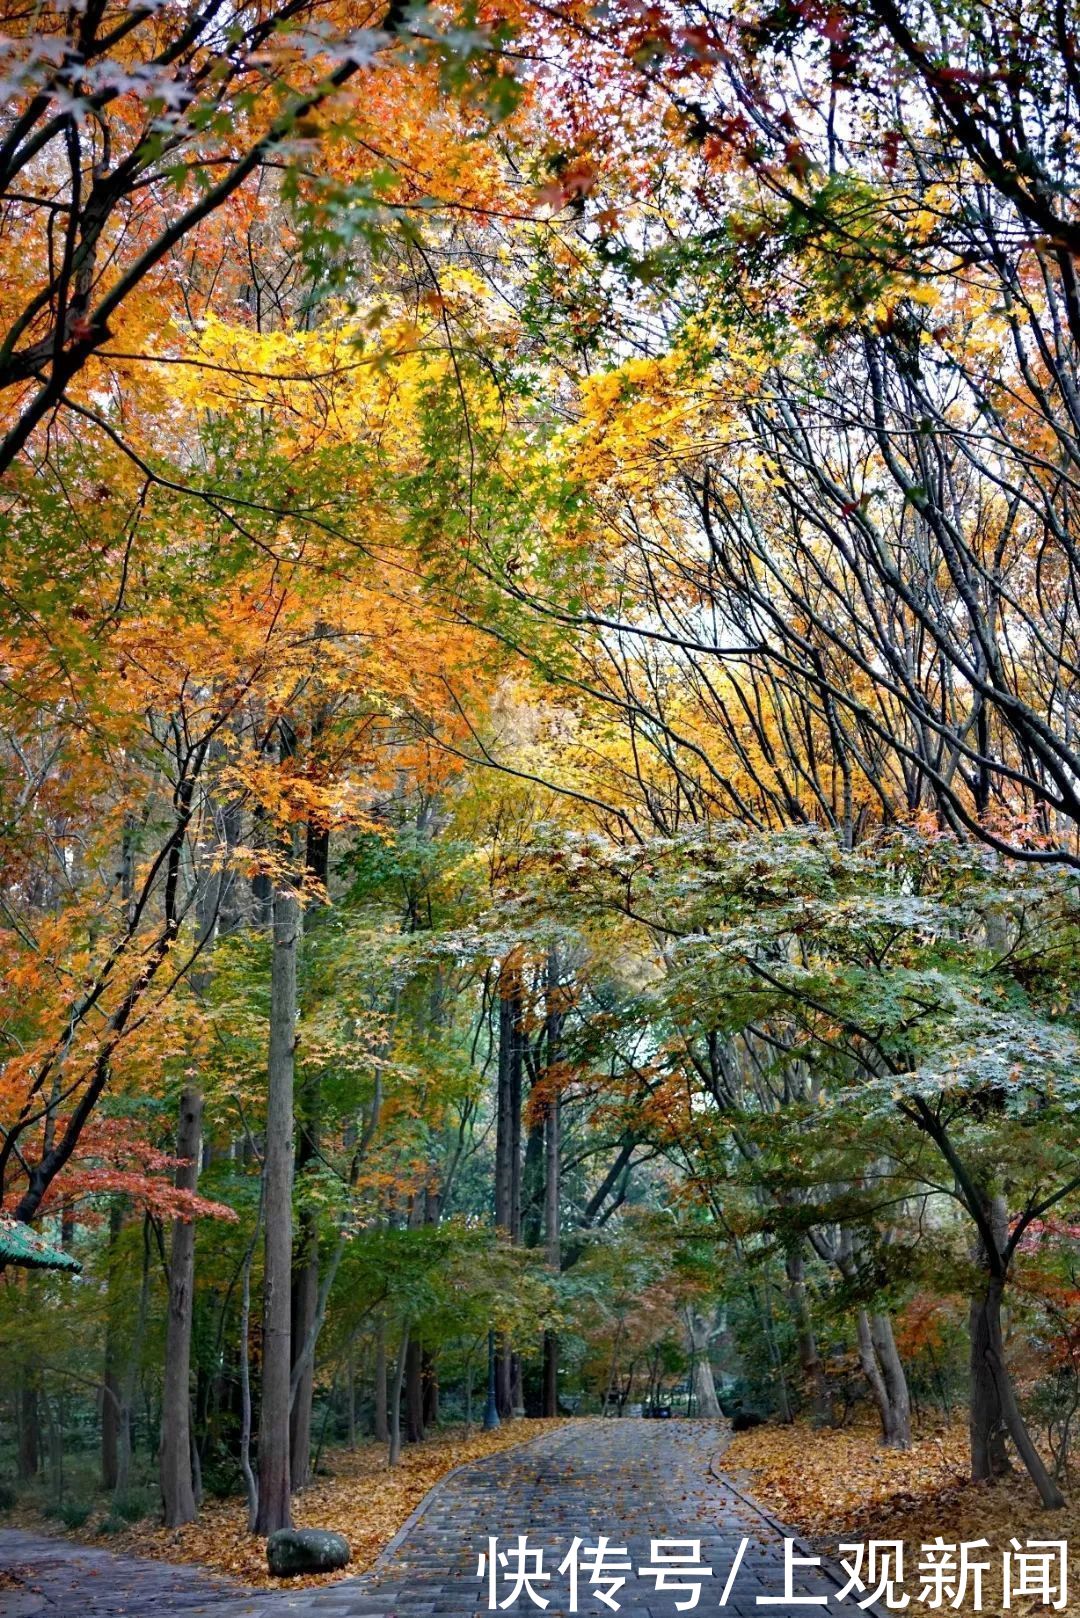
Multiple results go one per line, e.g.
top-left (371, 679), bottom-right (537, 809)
top-left (0, 1481), bottom-right (16, 1511)
top-left (111, 1491), bottom-right (151, 1523)
top-left (58, 1500), bottom-right (92, 1529)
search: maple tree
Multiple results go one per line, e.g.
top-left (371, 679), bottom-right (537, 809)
top-left (2, 0), bottom-right (1080, 1565)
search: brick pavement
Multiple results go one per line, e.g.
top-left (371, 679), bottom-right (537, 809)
top-left (0, 1420), bottom-right (868, 1618)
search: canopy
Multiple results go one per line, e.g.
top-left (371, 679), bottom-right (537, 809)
top-left (0, 1213), bottom-right (82, 1273)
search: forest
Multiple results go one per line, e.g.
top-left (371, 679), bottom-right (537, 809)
top-left (2, 0), bottom-right (1080, 1603)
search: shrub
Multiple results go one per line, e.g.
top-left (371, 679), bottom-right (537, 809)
top-left (111, 1491), bottom-right (150, 1523)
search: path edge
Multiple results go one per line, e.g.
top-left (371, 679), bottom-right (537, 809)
top-left (708, 1449), bottom-right (890, 1618)
top-left (366, 1421), bottom-right (576, 1577)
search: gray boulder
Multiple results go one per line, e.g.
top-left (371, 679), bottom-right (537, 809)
top-left (266, 1527), bottom-right (351, 1577)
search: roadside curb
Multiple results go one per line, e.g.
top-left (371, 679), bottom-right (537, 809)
top-left (708, 1448), bottom-right (891, 1618)
top-left (365, 1422), bottom-right (578, 1578)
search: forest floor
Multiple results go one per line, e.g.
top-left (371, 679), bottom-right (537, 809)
top-left (1, 1418), bottom-right (875, 1616)
top-left (5, 1419), bottom-right (568, 1590)
top-left (725, 1415), bottom-right (1079, 1617)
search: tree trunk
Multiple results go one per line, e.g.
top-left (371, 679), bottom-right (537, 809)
top-left (405, 1336), bottom-right (425, 1442)
top-left (784, 1244), bottom-right (830, 1424)
top-left (856, 1309), bottom-right (893, 1442)
top-left (421, 1349), bottom-right (439, 1429)
top-left (373, 1321), bottom-right (389, 1442)
top-left (969, 1197), bottom-right (1011, 1483)
top-left (289, 813), bottom-right (328, 1492)
top-left (973, 1276), bottom-right (1064, 1506)
top-left (389, 1323), bottom-right (409, 1467)
top-left (870, 1313), bottom-right (912, 1448)
top-left (101, 1200), bottom-right (123, 1490)
top-left (17, 1375), bottom-right (39, 1482)
top-left (289, 1211), bottom-right (318, 1490)
top-left (160, 1087), bottom-right (203, 1526)
top-left (684, 1308), bottom-right (722, 1417)
top-left (494, 963), bottom-right (523, 1419)
top-left (254, 880), bottom-right (299, 1535)
top-left (542, 954), bottom-right (561, 1417)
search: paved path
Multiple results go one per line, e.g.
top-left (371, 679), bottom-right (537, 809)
top-left (0, 1421), bottom-right (865, 1618)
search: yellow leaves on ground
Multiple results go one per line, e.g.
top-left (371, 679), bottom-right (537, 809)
top-left (40, 1421), bottom-right (566, 1590)
top-left (725, 1416), bottom-right (970, 1539)
top-left (726, 1417), bottom-right (1079, 1618)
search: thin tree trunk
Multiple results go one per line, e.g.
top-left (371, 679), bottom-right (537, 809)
top-left (388, 1323), bottom-right (409, 1467)
top-left (17, 1375), bottom-right (39, 1482)
top-left (289, 1214), bottom-right (318, 1490)
top-left (405, 1336), bottom-right (424, 1442)
top-left (289, 813), bottom-right (329, 1491)
top-left (542, 952), bottom-right (561, 1417)
top-left (870, 1312), bottom-right (912, 1448)
top-left (856, 1308), bottom-right (893, 1441)
top-left (421, 1348), bottom-right (438, 1429)
top-left (784, 1244), bottom-right (830, 1424)
top-left (101, 1200), bottom-right (123, 1490)
top-left (254, 879), bottom-right (299, 1535)
top-left (974, 1277), bottom-right (1064, 1506)
top-left (239, 1184), bottom-right (263, 1530)
top-left (160, 1088), bottom-right (203, 1525)
top-left (969, 1196), bottom-right (1011, 1482)
top-left (373, 1320), bottom-right (389, 1442)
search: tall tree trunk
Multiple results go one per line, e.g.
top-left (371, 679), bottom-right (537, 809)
top-left (160, 1088), bottom-right (203, 1526)
top-left (373, 1320), bottom-right (389, 1442)
top-left (101, 1200), bottom-right (123, 1490)
top-left (784, 1243), bottom-right (830, 1424)
top-left (346, 1349), bottom-right (357, 1449)
top-left (969, 1194), bottom-right (1011, 1482)
top-left (254, 879), bottom-right (299, 1535)
top-left (115, 1216), bottom-right (152, 1499)
top-left (835, 1227), bottom-right (911, 1447)
top-left (856, 1309), bottom-right (893, 1443)
top-left (405, 1337), bottom-right (425, 1442)
top-left (494, 967), bottom-right (522, 1418)
top-left (972, 1275), bottom-right (1064, 1507)
top-left (388, 1323), bottom-right (409, 1467)
top-left (684, 1308), bottom-right (722, 1417)
top-left (17, 1375), bottom-right (39, 1482)
top-left (542, 951), bottom-right (561, 1418)
top-left (289, 1207), bottom-right (318, 1488)
top-left (422, 1349), bottom-right (439, 1428)
top-left (289, 815), bottom-right (328, 1491)
top-left (870, 1312), bottom-right (912, 1448)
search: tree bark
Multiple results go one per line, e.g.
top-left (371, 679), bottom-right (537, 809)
top-left (542, 953), bottom-right (561, 1418)
top-left (288, 1221), bottom-right (318, 1489)
top-left (373, 1320), bottom-right (389, 1442)
top-left (17, 1375), bottom-right (39, 1481)
top-left (388, 1323), bottom-right (409, 1467)
top-left (101, 1199), bottom-right (123, 1490)
top-left (254, 880), bottom-right (299, 1534)
top-left (969, 1196), bottom-right (1011, 1482)
top-left (421, 1349), bottom-right (439, 1429)
top-left (289, 813), bottom-right (328, 1492)
top-left (684, 1308), bottom-right (722, 1417)
top-left (972, 1276), bottom-right (1064, 1507)
top-left (405, 1336), bottom-right (425, 1442)
top-left (784, 1244), bottom-right (830, 1424)
top-left (870, 1312), bottom-right (912, 1448)
top-left (160, 1087), bottom-right (203, 1526)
